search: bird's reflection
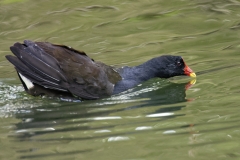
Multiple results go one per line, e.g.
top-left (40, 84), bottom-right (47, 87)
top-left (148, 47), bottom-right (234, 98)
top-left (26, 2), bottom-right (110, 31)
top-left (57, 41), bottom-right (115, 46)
top-left (11, 79), bottom-right (196, 159)
top-left (13, 79), bottom-right (195, 133)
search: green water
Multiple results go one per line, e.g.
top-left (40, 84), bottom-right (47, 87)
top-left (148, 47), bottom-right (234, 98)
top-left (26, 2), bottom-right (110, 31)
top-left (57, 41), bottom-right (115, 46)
top-left (1, 0), bottom-right (240, 159)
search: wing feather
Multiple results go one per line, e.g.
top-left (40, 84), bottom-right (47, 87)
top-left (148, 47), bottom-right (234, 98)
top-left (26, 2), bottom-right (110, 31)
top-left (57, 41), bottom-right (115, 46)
top-left (6, 40), bottom-right (122, 99)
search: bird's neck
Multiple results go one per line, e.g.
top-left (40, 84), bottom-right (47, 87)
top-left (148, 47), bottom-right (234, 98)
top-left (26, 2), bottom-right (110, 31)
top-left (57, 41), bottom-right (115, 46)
top-left (113, 59), bottom-right (162, 94)
top-left (128, 62), bottom-right (158, 82)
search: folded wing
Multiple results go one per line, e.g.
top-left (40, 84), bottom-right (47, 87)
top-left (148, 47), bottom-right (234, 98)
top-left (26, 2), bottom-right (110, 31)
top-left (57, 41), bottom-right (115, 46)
top-left (6, 40), bottom-right (121, 99)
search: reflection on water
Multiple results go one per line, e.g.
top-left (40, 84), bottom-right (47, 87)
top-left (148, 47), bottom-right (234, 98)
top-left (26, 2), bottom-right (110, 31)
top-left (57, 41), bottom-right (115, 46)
top-left (8, 80), bottom-right (192, 159)
top-left (13, 81), bottom-right (190, 135)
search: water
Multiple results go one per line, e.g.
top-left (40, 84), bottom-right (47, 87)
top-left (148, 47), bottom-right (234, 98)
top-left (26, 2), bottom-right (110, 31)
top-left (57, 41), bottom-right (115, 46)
top-left (1, 0), bottom-right (240, 159)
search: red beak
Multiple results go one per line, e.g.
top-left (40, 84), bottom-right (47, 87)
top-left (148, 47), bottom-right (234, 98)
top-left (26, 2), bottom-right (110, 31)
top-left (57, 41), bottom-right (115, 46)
top-left (184, 63), bottom-right (196, 78)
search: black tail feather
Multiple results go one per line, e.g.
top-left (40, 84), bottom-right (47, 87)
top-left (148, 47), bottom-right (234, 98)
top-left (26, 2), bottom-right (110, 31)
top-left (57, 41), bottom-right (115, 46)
top-left (10, 43), bottom-right (66, 83)
top-left (6, 41), bottom-right (69, 92)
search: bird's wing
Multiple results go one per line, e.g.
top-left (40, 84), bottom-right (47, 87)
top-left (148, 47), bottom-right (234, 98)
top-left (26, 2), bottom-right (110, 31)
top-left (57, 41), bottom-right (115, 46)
top-left (6, 40), bottom-right (121, 99)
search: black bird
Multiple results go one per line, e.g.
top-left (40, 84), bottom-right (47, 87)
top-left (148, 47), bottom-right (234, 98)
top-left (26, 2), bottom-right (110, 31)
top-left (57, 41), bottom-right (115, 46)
top-left (5, 40), bottom-right (196, 100)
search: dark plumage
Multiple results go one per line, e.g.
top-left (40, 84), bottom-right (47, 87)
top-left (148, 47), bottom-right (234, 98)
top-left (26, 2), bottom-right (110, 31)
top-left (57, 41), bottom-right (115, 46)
top-left (5, 40), bottom-right (196, 100)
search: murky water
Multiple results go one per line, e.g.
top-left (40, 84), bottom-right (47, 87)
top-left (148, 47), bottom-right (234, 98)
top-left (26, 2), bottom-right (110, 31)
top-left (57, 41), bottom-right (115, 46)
top-left (1, 0), bottom-right (240, 159)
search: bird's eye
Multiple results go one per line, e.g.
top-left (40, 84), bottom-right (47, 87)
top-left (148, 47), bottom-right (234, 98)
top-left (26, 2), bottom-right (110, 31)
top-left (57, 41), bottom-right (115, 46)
top-left (176, 61), bottom-right (181, 66)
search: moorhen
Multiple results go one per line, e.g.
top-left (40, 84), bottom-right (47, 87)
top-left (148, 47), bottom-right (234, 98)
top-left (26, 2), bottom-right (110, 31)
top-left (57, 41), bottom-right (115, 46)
top-left (5, 40), bottom-right (196, 100)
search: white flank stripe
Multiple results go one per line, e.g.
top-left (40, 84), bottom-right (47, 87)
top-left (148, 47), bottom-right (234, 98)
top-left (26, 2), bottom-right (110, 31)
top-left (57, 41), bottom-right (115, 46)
top-left (18, 73), bottom-right (34, 89)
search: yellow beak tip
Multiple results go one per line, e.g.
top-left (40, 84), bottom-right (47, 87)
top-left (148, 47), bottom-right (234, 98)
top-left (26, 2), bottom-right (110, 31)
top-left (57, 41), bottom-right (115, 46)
top-left (190, 72), bottom-right (196, 78)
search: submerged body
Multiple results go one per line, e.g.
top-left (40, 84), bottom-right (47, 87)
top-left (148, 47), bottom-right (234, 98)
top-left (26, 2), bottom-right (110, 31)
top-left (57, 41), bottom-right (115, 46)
top-left (6, 40), bottom-right (196, 100)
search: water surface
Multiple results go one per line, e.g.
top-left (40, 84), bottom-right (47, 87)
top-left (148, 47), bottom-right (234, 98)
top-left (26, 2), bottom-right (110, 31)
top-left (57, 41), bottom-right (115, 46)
top-left (1, 0), bottom-right (240, 159)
